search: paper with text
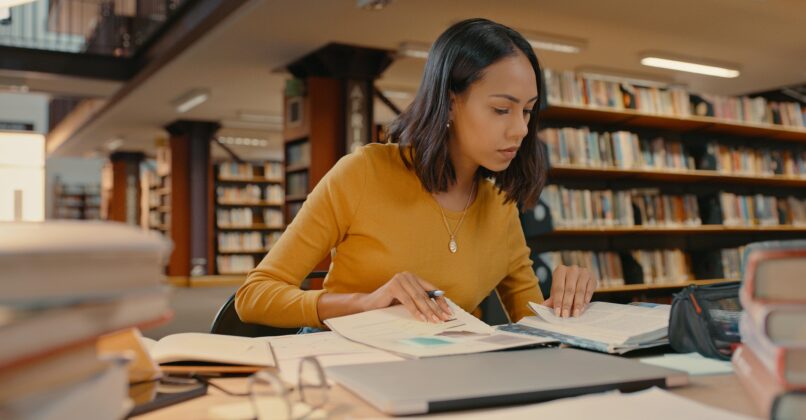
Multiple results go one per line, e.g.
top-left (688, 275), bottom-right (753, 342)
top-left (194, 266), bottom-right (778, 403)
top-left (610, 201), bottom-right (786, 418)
top-left (324, 300), bottom-right (554, 358)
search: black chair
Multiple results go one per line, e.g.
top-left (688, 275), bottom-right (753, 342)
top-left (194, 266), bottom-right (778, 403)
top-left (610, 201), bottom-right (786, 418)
top-left (209, 271), bottom-right (328, 337)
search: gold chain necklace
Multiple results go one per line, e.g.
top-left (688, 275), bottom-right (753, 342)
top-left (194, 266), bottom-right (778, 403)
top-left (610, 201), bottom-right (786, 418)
top-left (435, 184), bottom-right (475, 254)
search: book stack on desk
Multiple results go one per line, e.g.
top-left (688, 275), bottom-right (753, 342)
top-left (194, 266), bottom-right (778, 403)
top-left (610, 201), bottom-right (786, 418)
top-left (732, 240), bottom-right (806, 419)
top-left (0, 221), bottom-right (173, 420)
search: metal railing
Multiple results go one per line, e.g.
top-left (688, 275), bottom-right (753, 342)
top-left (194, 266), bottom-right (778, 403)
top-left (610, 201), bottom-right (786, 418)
top-left (0, 0), bottom-right (189, 56)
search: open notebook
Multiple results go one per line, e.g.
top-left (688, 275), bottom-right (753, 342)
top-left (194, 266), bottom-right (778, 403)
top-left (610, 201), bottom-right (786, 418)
top-left (499, 301), bottom-right (670, 354)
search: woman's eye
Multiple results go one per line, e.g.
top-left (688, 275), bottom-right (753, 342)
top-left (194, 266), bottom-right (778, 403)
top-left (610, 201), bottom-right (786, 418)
top-left (493, 108), bottom-right (509, 115)
top-left (524, 109), bottom-right (534, 115)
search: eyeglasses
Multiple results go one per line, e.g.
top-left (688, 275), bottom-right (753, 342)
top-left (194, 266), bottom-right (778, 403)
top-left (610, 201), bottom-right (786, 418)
top-left (248, 355), bottom-right (330, 420)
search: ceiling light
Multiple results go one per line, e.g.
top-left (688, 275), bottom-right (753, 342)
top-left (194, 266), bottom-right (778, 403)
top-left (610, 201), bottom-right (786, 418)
top-left (237, 111), bottom-right (282, 124)
top-left (519, 29), bottom-right (586, 54)
top-left (381, 90), bottom-right (414, 100)
top-left (575, 66), bottom-right (680, 88)
top-left (172, 88), bottom-right (210, 113)
top-left (397, 42), bottom-right (430, 59)
top-left (105, 138), bottom-right (124, 151)
top-left (640, 53), bottom-right (740, 78)
top-left (356, 0), bottom-right (393, 10)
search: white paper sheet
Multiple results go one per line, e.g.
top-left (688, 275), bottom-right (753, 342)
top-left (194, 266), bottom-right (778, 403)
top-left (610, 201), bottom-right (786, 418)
top-left (263, 332), bottom-right (404, 385)
top-left (526, 301), bottom-right (670, 345)
top-left (324, 300), bottom-right (554, 358)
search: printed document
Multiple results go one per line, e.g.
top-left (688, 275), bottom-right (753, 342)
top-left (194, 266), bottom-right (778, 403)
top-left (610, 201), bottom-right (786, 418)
top-left (324, 300), bottom-right (554, 358)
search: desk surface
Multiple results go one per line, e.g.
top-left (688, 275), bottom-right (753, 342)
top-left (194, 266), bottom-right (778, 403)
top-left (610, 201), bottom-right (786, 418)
top-left (134, 371), bottom-right (761, 419)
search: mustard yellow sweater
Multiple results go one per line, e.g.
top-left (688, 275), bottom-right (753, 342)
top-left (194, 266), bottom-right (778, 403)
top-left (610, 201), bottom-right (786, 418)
top-left (235, 143), bottom-right (543, 328)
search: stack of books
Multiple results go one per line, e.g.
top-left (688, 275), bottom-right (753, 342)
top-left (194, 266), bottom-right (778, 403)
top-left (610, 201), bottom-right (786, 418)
top-left (0, 221), bottom-right (172, 419)
top-left (732, 240), bottom-right (806, 418)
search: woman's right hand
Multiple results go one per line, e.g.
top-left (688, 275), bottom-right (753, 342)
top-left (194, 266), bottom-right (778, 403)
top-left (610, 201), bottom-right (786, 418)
top-left (360, 272), bottom-right (453, 323)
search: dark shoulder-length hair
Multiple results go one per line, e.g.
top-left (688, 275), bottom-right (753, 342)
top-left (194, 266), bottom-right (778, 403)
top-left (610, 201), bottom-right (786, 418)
top-left (388, 18), bottom-right (547, 209)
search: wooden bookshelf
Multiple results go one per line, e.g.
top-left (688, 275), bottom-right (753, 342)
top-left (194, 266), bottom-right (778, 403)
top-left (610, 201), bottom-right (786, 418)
top-left (217, 224), bottom-right (285, 231)
top-left (550, 164), bottom-right (806, 188)
top-left (217, 200), bottom-right (284, 207)
top-left (217, 176), bottom-right (283, 184)
top-left (214, 160), bottom-right (285, 275)
top-left (594, 278), bottom-right (735, 294)
top-left (542, 103), bottom-right (806, 143)
top-left (532, 92), bottom-right (806, 302)
top-left (52, 180), bottom-right (101, 220)
top-left (547, 225), bottom-right (806, 236)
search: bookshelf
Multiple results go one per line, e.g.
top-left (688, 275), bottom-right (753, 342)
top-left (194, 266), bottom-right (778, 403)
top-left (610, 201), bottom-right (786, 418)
top-left (214, 160), bottom-right (285, 275)
top-left (144, 146), bottom-right (172, 234)
top-left (529, 69), bottom-right (806, 300)
top-left (51, 179), bottom-right (101, 220)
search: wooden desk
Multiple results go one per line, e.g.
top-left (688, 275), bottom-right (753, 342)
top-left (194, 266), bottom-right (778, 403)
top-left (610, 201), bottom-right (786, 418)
top-left (134, 372), bottom-right (761, 419)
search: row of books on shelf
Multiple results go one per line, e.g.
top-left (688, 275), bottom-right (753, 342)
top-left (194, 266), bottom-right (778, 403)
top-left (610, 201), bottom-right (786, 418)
top-left (217, 232), bottom-right (282, 253)
top-left (218, 161), bottom-right (283, 180)
top-left (286, 172), bottom-right (309, 197)
top-left (538, 247), bottom-right (743, 289)
top-left (216, 185), bottom-right (284, 204)
top-left (719, 193), bottom-right (806, 227)
top-left (541, 185), bottom-right (806, 228)
top-left (217, 255), bottom-right (257, 274)
top-left (541, 186), bottom-right (701, 227)
top-left (544, 69), bottom-right (690, 117)
top-left (148, 211), bottom-right (169, 228)
top-left (705, 142), bottom-right (806, 177)
top-left (732, 240), bottom-right (806, 419)
top-left (542, 128), bottom-right (694, 170)
top-left (286, 141), bottom-right (311, 167)
top-left (53, 207), bottom-right (101, 220)
top-left (541, 126), bottom-right (806, 177)
top-left (543, 69), bottom-right (806, 127)
top-left (216, 208), bottom-right (283, 228)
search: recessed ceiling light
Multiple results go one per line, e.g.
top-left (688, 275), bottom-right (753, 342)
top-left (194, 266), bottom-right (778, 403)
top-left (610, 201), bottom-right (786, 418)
top-left (172, 88), bottom-right (210, 113)
top-left (640, 53), bottom-right (740, 78)
top-left (105, 138), bottom-right (124, 151)
top-left (518, 29), bottom-right (586, 54)
top-left (381, 90), bottom-right (414, 100)
top-left (397, 42), bottom-right (430, 59)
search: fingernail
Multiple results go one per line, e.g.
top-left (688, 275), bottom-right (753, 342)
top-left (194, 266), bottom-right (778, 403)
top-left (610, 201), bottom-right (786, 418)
top-left (418, 313), bottom-right (426, 322)
top-left (562, 309), bottom-right (569, 318)
top-left (554, 307), bottom-right (560, 316)
top-left (432, 314), bottom-right (440, 323)
top-left (573, 309), bottom-right (580, 317)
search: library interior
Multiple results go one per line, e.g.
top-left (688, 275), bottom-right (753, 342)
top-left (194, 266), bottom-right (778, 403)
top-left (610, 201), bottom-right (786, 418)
top-left (1, 0), bottom-right (805, 418)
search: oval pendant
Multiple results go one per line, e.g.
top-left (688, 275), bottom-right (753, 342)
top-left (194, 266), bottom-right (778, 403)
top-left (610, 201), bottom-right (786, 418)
top-left (449, 238), bottom-right (458, 253)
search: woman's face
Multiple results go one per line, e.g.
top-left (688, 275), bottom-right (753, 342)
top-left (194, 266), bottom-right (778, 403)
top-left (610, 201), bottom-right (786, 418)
top-left (450, 51), bottom-right (538, 173)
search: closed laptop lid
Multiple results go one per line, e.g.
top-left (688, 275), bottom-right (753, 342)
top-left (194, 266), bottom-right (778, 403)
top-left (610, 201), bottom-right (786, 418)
top-left (326, 347), bottom-right (688, 415)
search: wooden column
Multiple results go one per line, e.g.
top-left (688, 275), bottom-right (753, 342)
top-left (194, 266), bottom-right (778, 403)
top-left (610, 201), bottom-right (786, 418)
top-left (164, 120), bottom-right (220, 277)
top-left (105, 151), bottom-right (144, 225)
top-left (282, 43), bottom-right (394, 279)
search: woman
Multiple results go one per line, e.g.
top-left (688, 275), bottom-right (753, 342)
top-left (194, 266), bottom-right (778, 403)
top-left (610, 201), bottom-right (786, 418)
top-left (235, 18), bottom-right (596, 330)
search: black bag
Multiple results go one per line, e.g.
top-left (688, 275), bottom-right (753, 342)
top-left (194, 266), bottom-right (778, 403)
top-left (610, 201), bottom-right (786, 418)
top-left (669, 282), bottom-right (742, 360)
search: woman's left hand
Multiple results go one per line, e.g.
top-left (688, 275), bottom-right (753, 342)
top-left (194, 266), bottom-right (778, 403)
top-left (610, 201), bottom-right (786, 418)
top-left (542, 265), bottom-right (597, 318)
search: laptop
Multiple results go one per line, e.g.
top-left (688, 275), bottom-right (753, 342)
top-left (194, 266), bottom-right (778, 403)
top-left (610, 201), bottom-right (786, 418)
top-left (325, 347), bottom-right (689, 415)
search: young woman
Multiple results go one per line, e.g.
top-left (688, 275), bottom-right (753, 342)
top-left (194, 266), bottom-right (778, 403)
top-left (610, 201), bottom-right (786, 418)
top-left (235, 18), bottom-right (596, 330)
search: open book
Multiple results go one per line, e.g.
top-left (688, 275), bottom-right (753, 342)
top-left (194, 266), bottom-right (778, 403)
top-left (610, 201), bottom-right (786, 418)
top-left (499, 301), bottom-right (670, 354)
top-left (324, 299), bottom-right (555, 358)
top-left (140, 333), bottom-right (275, 368)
